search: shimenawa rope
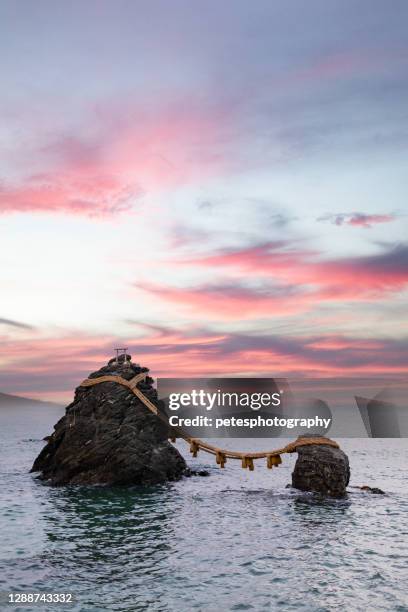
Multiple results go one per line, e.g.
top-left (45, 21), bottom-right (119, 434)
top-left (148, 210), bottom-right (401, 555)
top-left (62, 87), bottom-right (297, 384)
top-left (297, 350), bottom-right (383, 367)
top-left (79, 372), bottom-right (339, 470)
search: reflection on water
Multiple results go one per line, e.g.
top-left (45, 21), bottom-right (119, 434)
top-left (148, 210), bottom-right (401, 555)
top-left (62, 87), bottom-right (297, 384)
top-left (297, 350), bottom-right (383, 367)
top-left (0, 407), bottom-right (408, 611)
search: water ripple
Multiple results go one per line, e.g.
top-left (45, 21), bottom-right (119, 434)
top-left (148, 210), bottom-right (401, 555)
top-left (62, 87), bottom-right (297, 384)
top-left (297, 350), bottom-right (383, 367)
top-left (1, 412), bottom-right (408, 611)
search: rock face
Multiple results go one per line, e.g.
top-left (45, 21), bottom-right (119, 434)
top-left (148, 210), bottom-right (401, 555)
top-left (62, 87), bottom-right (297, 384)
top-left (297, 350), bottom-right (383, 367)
top-left (292, 440), bottom-right (350, 498)
top-left (31, 355), bottom-right (187, 486)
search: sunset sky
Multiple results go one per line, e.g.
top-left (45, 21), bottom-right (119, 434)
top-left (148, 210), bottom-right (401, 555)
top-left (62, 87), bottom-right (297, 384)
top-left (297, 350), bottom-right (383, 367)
top-left (1, 0), bottom-right (407, 402)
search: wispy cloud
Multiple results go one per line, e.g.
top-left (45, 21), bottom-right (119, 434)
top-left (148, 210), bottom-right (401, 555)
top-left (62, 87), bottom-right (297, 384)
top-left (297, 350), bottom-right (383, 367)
top-left (177, 242), bottom-right (408, 303)
top-left (0, 174), bottom-right (141, 217)
top-left (1, 327), bottom-right (407, 402)
top-left (318, 212), bottom-right (395, 228)
top-left (0, 317), bottom-right (35, 330)
top-left (137, 281), bottom-right (305, 319)
top-left (0, 99), bottom-right (231, 217)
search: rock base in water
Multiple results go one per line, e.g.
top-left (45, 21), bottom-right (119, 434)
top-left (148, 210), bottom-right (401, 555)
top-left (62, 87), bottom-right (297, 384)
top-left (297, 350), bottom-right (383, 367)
top-left (292, 439), bottom-right (350, 498)
top-left (31, 355), bottom-right (187, 486)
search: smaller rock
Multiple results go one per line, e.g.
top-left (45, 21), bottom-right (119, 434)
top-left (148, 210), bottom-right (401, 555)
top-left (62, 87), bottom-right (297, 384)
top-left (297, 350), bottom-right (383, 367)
top-left (359, 485), bottom-right (385, 495)
top-left (184, 468), bottom-right (210, 477)
top-left (292, 438), bottom-right (350, 498)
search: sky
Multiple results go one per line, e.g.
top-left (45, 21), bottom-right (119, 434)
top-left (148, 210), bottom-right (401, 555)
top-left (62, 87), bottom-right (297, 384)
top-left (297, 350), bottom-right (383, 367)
top-left (0, 0), bottom-right (407, 402)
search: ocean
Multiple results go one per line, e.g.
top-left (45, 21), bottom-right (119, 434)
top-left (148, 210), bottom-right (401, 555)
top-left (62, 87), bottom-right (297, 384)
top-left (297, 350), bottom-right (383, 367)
top-left (0, 403), bottom-right (407, 611)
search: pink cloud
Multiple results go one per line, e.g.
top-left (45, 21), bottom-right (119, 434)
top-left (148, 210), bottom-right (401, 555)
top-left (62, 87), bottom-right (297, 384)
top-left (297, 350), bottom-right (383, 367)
top-left (0, 101), bottom-right (229, 217)
top-left (346, 214), bottom-right (394, 227)
top-left (130, 242), bottom-right (408, 322)
top-left (0, 173), bottom-right (140, 216)
top-left (278, 48), bottom-right (404, 93)
top-left (137, 281), bottom-right (309, 319)
top-left (305, 336), bottom-right (385, 351)
top-left (181, 242), bottom-right (408, 302)
top-left (1, 327), bottom-right (407, 402)
top-left (319, 212), bottom-right (395, 228)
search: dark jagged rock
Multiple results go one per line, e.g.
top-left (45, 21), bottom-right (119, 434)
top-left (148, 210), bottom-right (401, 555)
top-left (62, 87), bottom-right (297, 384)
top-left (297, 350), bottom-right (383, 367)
top-left (359, 485), bottom-right (385, 495)
top-left (185, 469), bottom-right (210, 477)
top-left (291, 438), bottom-right (350, 498)
top-left (31, 355), bottom-right (186, 486)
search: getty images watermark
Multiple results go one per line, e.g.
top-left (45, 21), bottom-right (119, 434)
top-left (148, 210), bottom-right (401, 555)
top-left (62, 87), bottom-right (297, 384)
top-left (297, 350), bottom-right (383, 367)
top-left (158, 378), bottom-right (334, 438)
top-left (167, 388), bottom-right (331, 431)
top-left (168, 388), bottom-right (282, 411)
top-left (158, 377), bottom-right (408, 438)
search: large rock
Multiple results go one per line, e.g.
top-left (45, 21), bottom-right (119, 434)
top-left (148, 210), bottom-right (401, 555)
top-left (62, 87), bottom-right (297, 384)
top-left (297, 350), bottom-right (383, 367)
top-left (292, 439), bottom-right (350, 498)
top-left (31, 355), bottom-right (187, 486)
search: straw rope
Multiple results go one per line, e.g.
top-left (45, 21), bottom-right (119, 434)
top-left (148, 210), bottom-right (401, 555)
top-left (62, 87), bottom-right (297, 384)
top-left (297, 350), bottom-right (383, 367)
top-left (79, 373), bottom-right (339, 470)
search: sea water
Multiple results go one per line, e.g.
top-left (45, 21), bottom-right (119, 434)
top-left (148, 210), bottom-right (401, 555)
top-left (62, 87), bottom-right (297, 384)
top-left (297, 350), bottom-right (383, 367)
top-left (0, 404), bottom-right (407, 611)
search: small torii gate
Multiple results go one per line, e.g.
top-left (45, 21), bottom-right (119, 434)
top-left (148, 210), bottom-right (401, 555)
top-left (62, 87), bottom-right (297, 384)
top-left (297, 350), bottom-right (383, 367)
top-left (114, 347), bottom-right (130, 365)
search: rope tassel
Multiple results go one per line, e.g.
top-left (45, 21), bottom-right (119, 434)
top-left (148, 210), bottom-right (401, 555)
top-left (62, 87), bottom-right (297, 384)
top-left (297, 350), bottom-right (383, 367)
top-left (271, 455), bottom-right (282, 467)
top-left (215, 451), bottom-right (226, 468)
top-left (190, 440), bottom-right (199, 457)
top-left (241, 456), bottom-right (254, 470)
